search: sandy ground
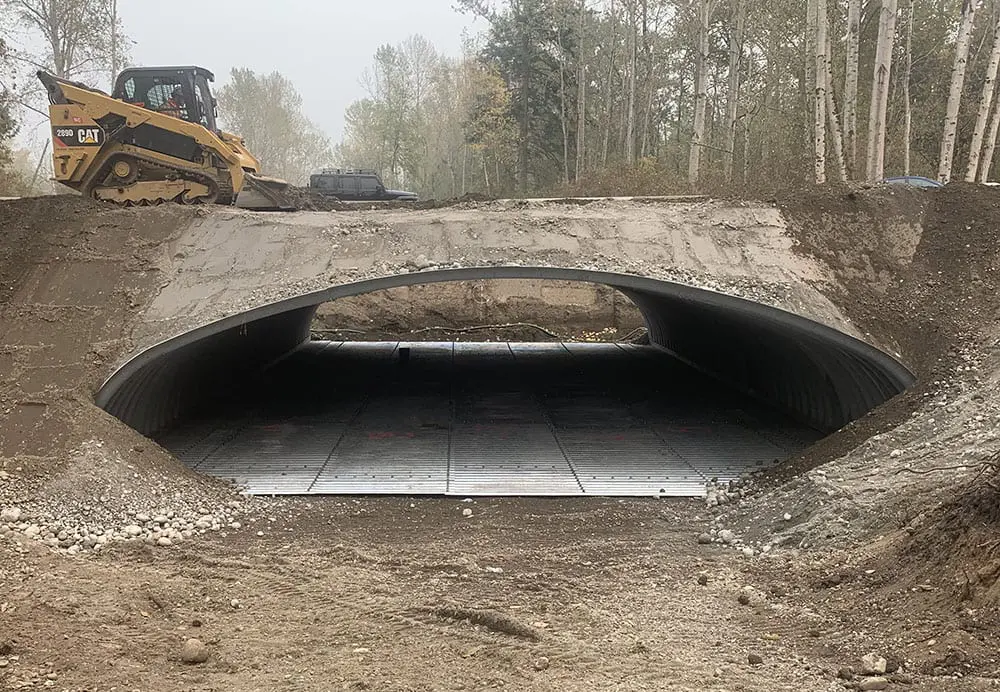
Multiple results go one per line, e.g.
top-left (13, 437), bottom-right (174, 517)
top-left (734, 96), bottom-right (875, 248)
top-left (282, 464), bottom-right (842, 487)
top-left (4, 185), bottom-right (1000, 690)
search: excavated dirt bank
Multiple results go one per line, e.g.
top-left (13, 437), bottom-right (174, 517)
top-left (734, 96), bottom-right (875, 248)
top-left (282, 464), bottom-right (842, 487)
top-left (2, 186), bottom-right (1000, 689)
top-left (311, 280), bottom-right (645, 342)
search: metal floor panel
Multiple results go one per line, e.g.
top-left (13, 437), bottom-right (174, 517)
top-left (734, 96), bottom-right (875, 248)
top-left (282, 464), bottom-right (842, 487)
top-left (310, 429), bottom-right (450, 494)
top-left (449, 423), bottom-right (581, 495)
top-left (558, 429), bottom-right (705, 496)
top-left (155, 342), bottom-right (821, 496)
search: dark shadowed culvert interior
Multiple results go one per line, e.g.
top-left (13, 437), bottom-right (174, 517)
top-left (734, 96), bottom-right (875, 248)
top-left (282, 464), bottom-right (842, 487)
top-left (96, 268), bottom-right (915, 497)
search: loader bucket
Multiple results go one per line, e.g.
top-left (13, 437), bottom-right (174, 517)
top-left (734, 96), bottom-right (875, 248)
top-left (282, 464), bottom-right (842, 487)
top-left (236, 174), bottom-right (298, 211)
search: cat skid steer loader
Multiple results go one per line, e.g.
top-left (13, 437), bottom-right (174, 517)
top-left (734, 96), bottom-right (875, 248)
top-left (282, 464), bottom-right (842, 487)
top-left (38, 67), bottom-right (295, 210)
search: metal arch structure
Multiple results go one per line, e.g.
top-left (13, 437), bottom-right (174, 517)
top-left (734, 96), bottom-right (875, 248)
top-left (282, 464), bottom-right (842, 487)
top-left (95, 267), bottom-right (916, 437)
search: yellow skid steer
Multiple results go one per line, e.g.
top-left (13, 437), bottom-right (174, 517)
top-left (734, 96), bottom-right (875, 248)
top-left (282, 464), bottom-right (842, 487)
top-left (38, 67), bottom-right (295, 210)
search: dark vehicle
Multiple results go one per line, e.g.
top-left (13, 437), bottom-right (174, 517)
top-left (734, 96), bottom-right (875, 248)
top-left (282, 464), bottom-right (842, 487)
top-left (883, 175), bottom-right (943, 188)
top-left (308, 168), bottom-right (418, 202)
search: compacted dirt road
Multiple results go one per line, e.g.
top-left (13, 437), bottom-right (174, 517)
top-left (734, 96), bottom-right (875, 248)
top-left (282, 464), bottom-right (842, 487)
top-left (4, 495), bottom-right (1000, 691)
top-left (4, 185), bottom-right (1000, 691)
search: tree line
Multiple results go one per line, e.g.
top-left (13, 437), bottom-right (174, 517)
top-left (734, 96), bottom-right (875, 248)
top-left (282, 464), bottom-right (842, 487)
top-left (5, 1), bottom-right (1000, 197)
top-left (339, 0), bottom-right (1000, 197)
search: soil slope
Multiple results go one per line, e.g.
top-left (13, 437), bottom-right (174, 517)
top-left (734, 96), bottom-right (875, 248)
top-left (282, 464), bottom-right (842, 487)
top-left (3, 186), bottom-right (1000, 690)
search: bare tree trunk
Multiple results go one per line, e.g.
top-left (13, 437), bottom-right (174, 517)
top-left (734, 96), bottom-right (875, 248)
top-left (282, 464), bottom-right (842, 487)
top-left (812, 0), bottom-right (827, 183)
top-left (625, 0), bottom-right (638, 164)
top-left (824, 7), bottom-right (847, 182)
top-left (805, 0), bottom-right (817, 151)
top-left (967, 10), bottom-right (1000, 180)
top-left (575, 0), bottom-right (587, 181)
top-left (482, 151), bottom-right (490, 195)
top-left (723, 0), bottom-right (747, 182)
top-left (517, 1), bottom-right (531, 195)
top-left (844, 0), bottom-right (861, 177)
top-left (688, 0), bottom-right (712, 184)
top-left (557, 26), bottom-right (571, 185)
top-left (939, 0), bottom-right (978, 183)
top-left (639, 0), bottom-right (653, 158)
top-left (601, 0), bottom-right (618, 166)
top-left (866, 0), bottom-right (898, 182)
top-left (743, 113), bottom-right (752, 184)
top-left (980, 96), bottom-right (1000, 182)
top-left (110, 0), bottom-right (118, 86)
top-left (902, 0), bottom-right (913, 175)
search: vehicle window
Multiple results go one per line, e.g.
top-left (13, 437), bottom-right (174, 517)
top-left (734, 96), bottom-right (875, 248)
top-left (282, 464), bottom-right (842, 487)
top-left (338, 177), bottom-right (358, 194)
top-left (147, 82), bottom-right (188, 119)
top-left (193, 83), bottom-right (209, 127)
top-left (122, 78), bottom-right (136, 100)
top-left (359, 176), bottom-right (379, 193)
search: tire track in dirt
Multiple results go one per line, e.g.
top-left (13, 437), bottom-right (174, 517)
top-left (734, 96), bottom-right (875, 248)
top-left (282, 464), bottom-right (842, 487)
top-left (169, 544), bottom-right (670, 675)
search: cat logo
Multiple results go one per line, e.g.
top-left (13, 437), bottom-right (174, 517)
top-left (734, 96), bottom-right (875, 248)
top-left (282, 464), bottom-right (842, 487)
top-left (52, 125), bottom-right (105, 147)
top-left (79, 128), bottom-right (101, 144)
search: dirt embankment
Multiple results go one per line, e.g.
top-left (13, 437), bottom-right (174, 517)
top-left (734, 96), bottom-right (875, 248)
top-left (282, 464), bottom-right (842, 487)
top-left (6, 187), bottom-right (1000, 689)
top-left (312, 280), bottom-right (645, 342)
top-left (698, 184), bottom-right (1000, 679)
top-left (0, 197), bottom-right (245, 517)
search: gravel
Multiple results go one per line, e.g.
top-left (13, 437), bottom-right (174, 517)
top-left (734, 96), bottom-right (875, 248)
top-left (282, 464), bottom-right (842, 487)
top-left (0, 439), bottom-right (294, 555)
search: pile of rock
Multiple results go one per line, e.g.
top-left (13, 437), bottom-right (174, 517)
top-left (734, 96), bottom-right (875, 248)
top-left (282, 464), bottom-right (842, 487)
top-left (705, 478), bottom-right (753, 508)
top-left (0, 503), bottom-right (247, 554)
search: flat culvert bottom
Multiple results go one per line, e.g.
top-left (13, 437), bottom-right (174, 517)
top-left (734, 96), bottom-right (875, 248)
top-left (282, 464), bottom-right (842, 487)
top-left (154, 341), bottom-right (823, 496)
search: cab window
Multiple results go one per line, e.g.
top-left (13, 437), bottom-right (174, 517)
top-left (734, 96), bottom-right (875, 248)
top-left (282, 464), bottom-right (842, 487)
top-left (193, 83), bottom-right (209, 127)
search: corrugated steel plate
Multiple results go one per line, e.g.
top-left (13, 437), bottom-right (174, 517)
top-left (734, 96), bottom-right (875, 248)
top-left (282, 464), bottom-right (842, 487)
top-left (157, 342), bottom-right (819, 496)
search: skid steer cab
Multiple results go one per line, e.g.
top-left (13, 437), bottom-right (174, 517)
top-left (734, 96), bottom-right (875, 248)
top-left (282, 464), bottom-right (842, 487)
top-left (112, 66), bottom-right (219, 129)
top-left (38, 67), bottom-right (294, 210)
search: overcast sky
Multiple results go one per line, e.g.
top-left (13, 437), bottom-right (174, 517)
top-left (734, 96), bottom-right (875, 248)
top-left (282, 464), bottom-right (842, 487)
top-left (118, 0), bottom-right (477, 143)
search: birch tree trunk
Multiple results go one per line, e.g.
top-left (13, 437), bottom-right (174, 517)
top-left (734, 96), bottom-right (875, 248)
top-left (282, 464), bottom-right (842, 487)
top-left (824, 7), bottom-right (847, 182)
top-left (723, 0), bottom-right (747, 182)
top-left (601, 0), bottom-right (618, 166)
top-left (980, 96), bottom-right (1000, 182)
top-left (639, 0), bottom-right (653, 158)
top-left (575, 0), bottom-right (587, 180)
top-left (110, 0), bottom-right (118, 86)
top-left (938, 0), bottom-right (978, 183)
top-left (902, 0), bottom-right (913, 175)
top-left (625, 0), bottom-right (638, 164)
top-left (812, 0), bottom-right (827, 183)
top-left (865, 0), bottom-right (898, 183)
top-left (844, 0), bottom-right (861, 177)
top-left (519, 11), bottom-right (531, 195)
top-left (557, 26), bottom-right (571, 185)
top-left (806, 0), bottom-right (818, 154)
top-left (966, 9), bottom-right (1000, 181)
top-left (688, 0), bottom-right (712, 184)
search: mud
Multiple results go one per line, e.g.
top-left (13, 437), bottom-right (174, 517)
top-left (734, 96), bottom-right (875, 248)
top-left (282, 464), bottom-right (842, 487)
top-left (4, 186), bottom-right (1000, 689)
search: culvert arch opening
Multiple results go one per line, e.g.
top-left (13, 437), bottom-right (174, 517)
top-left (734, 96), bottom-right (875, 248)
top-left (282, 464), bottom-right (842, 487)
top-left (96, 267), bottom-right (915, 497)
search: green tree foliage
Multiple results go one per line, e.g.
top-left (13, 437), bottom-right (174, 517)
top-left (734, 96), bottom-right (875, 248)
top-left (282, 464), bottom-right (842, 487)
top-left (218, 68), bottom-right (332, 185)
top-left (337, 36), bottom-right (520, 198)
top-left (343, 0), bottom-right (1000, 194)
